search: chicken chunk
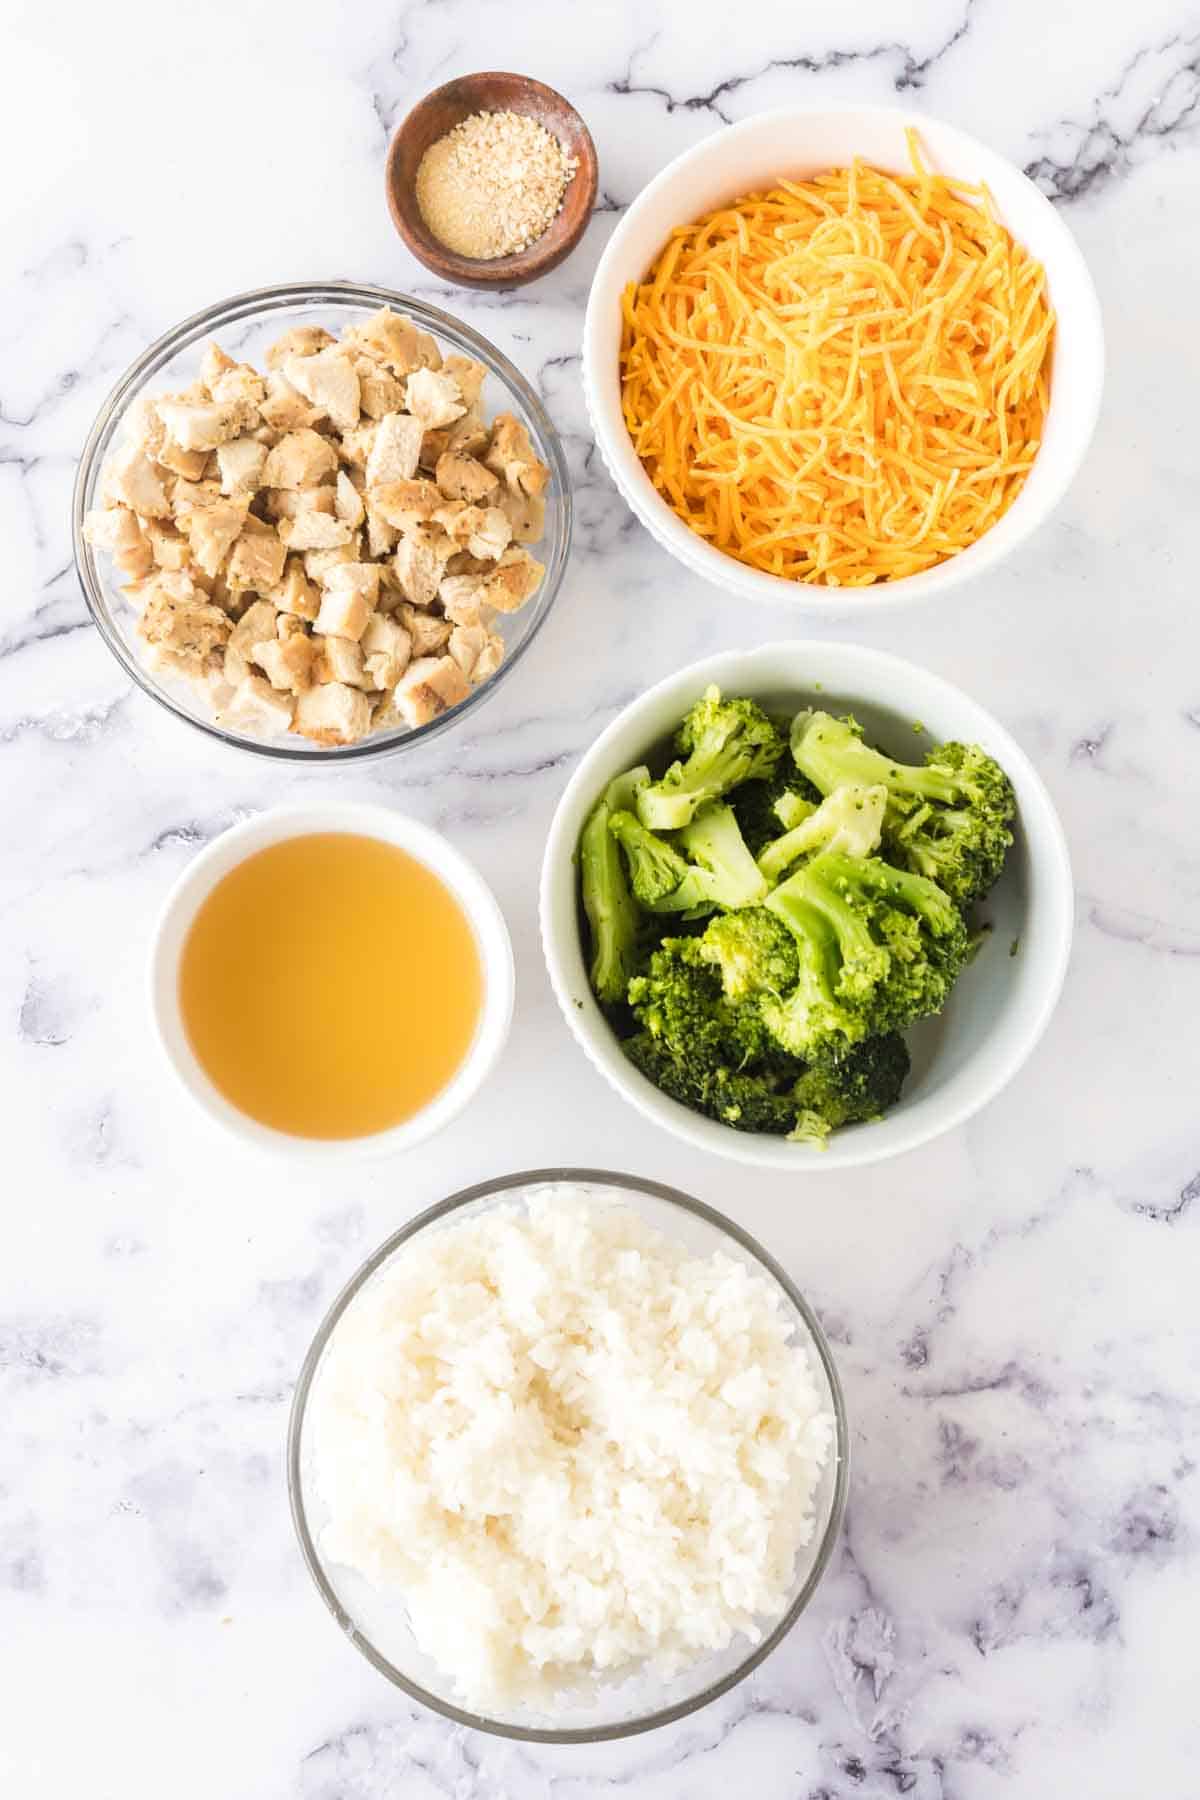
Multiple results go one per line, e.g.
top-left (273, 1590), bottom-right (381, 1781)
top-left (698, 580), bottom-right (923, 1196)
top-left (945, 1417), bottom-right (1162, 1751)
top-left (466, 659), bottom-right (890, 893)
top-left (200, 342), bottom-right (237, 391)
top-left (278, 511), bottom-right (354, 552)
top-left (313, 562), bottom-right (379, 640)
top-left (259, 372), bottom-right (322, 432)
top-left (262, 428), bottom-right (339, 490)
top-left (356, 359), bottom-right (406, 419)
top-left (363, 499), bottom-right (398, 559)
top-left (227, 599), bottom-right (279, 661)
top-left (442, 355), bottom-right (487, 409)
top-left (269, 558), bottom-right (320, 620)
top-left (226, 519), bottom-right (287, 593)
top-left (312, 635), bottom-right (367, 686)
top-left (155, 396), bottom-right (255, 454)
top-left (360, 613), bottom-right (412, 689)
top-left (437, 572), bottom-right (490, 627)
top-left (265, 325), bottom-right (336, 368)
top-left (482, 545), bottom-right (545, 612)
top-left (393, 655), bottom-right (471, 728)
top-left (83, 504), bottom-right (145, 556)
top-left (338, 421), bottom-right (377, 469)
top-left (448, 622), bottom-right (504, 683)
top-left (106, 444), bottom-right (172, 518)
top-left (264, 485), bottom-right (336, 522)
top-left (484, 412), bottom-right (550, 497)
top-left (334, 469), bottom-right (365, 527)
top-left (122, 394), bottom-right (167, 461)
top-left (216, 435), bottom-right (268, 497)
top-left (434, 448), bottom-right (498, 503)
top-left (282, 347), bottom-right (360, 433)
top-left (294, 681), bottom-right (371, 745)
top-left (344, 308), bottom-right (442, 374)
top-left (393, 529), bottom-right (453, 608)
top-left (180, 498), bottom-right (248, 578)
top-left (396, 603), bottom-right (452, 657)
top-left (370, 477), bottom-right (441, 531)
top-left (365, 412), bottom-right (424, 488)
top-left (404, 368), bottom-right (466, 431)
top-left (219, 674), bottom-right (296, 734)
top-left (303, 541), bottom-right (360, 583)
top-left (143, 519), bottom-right (190, 571)
top-left (210, 365), bottom-right (266, 415)
top-left (434, 504), bottom-right (511, 561)
top-left (157, 435), bottom-right (210, 480)
top-left (497, 485), bottom-right (546, 543)
top-left (137, 573), bottom-right (231, 673)
top-left (252, 630), bottom-right (317, 695)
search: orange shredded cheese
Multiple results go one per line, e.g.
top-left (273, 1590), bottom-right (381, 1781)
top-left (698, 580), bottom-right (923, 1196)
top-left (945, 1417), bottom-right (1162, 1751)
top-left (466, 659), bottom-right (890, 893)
top-left (619, 131), bottom-right (1054, 586)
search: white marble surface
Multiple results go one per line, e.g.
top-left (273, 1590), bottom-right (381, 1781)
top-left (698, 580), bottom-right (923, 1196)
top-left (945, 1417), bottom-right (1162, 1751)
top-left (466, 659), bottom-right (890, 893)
top-left (4, 1), bottom-right (1200, 1793)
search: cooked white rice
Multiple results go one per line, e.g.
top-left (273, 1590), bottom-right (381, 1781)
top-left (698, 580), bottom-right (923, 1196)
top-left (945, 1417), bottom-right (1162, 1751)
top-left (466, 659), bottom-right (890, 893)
top-left (308, 1185), bottom-right (833, 1709)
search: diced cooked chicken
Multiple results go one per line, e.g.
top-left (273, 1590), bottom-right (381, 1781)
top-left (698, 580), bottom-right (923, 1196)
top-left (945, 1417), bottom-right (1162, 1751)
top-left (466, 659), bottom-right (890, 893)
top-left (438, 571), bottom-right (490, 627)
top-left (363, 499), bottom-right (398, 558)
top-left (355, 359), bottom-right (406, 419)
top-left (312, 634), bottom-right (367, 686)
top-left (303, 542), bottom-right (360, 583)
top-left (484, 412), bottom-right (550, 497)
top-left (404, 368), bottom-right (465, 431)
top-left (482, 545), bottom-right (545, 612)
top-left (396, 603), bottom-right (452, 657)
top-left (158, 435), bottom-right (210, 480)
top-left (227, 599), bottom-right (279, 662)
top-left (252, 630), bottom-right (317, 695)
top-left (360, 612), bottom-right (412, 689)
top-left (201, 342), bottom-right (237, 391)
top-left (334, 469), bottom-right (365, 527)
top-left (180, 498), bottom-right (248, 578)
top-left (93, 309), bottom-right (547, 747)
top-left (265, 325), bottom-right (336, 368)
top-left (155, 396), bottom-right (255, 454)
top-left (496, 485), bottom-right (546, 543)
top-left (143, 519), bottom-right (190, 571)
top-left (282, 348), bottom-right (360, 432)
top-left (434, 448), bottom-right (498, 503)
top-left (365, 412), bottom-right (424, 488)
top-left (393, 529), bottom-right (453, 607)
top-left (259, 372), bottom-right (322, 432)
top-left (216, 435), bottom-right (268, 497)
top-left (227, 518), bottom-right (287, 593)
top-left (393, 655), bottom-right (471, 728)
top-left (106, 444), bottom-right (172, 518)
top-left (278, 511), bottom-right (354, 551)
top-left (218, 674), bottom-right (296, 734)
top-left (313, 562), bottom-right (379, 640)
top-left (370, 477), bottom-right (441, 530)
top-left (262, 428), bottom-right (339, 489)
top-left (442, 355), bottom-right (487, 409)
top-left (137, 573), bottom-right (231, 673)
top-left (269, 558), bottom-right (320, 620)
top-left (294, 681), bottom-right (371, 745)
top-left (344, 308), bottom-right (442, 374)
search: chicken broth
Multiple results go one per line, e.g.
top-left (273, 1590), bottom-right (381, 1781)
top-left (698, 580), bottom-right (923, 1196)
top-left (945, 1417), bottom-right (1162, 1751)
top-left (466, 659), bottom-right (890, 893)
top-left (179, 833), bottom-right (482, 1138)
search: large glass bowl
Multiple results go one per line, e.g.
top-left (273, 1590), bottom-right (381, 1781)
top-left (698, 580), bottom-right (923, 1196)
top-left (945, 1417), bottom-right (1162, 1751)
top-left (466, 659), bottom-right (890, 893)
top-left (287, 1168), bottom-right (848, 1743)
top-left (72, 282), bottom-right (572, 763)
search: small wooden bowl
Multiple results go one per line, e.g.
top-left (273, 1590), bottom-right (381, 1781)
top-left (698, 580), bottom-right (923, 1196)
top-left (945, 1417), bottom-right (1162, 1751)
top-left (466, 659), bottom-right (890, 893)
top-left (386, 72), bottom-right (598, 290)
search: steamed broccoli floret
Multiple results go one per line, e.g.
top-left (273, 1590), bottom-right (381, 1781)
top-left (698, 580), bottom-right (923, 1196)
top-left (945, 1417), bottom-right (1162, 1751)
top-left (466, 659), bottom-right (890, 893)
top-left (761, 850), bottom-right (969, 1058)
top-left (580, 765), bottom-right (649, 1005)
top-left (628, 936), bottom-right (778, 1069)
top-left (637, 686), bottom-right (784, 830)
top-left (757, 783), bottom-right (888, 883)
top-left (789, 1033), bottom-right (911, 1142)
top-left (610, 802), bottom-right (766, 915)
top-left (732, 769), bottom-right (820, 854)
top-left (625, 1032), bottom-right (803, 1135)
top-left (696, 908), bottom-right (799, 1001)
top-left (791, 711), bottom-right (1016, 909)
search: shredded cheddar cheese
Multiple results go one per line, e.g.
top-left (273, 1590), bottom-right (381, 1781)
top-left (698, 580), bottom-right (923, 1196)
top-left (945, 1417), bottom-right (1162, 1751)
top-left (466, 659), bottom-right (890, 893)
top-left (620, 132), bottom-right (1054, 587)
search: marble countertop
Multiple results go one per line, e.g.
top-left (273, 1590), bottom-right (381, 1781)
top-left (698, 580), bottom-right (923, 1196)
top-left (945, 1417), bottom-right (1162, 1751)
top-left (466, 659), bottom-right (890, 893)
top-left (4, 1), bottom-right (1199, 1794)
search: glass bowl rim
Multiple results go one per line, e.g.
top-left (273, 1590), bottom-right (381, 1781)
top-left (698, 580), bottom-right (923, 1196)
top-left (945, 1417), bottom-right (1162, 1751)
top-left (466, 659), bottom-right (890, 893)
top-left (286, 1165), bottom-right (850, 1744)
top-left (71, 279), bottom-right (573, 764)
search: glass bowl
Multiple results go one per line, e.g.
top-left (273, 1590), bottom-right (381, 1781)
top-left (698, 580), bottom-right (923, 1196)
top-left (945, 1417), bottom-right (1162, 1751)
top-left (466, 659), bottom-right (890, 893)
top-left (287, 1168), bottom-right (848, 1743)
top-left (72, 281), bottom-right (572, 763)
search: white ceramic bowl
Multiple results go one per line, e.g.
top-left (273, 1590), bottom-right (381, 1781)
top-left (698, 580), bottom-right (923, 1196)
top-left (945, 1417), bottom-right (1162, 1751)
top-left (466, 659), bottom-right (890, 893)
top-left (150, 804), bottom-right (514, 1159)
top-left (540, 642), bottom-right (1074, 1170)
top-left (583, 102), bottom-right (1105, 614)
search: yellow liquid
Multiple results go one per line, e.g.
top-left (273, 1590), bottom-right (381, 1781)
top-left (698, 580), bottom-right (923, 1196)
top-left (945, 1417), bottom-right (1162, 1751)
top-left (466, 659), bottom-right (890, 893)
top-left (179, 833), bottom-right (483, 1139)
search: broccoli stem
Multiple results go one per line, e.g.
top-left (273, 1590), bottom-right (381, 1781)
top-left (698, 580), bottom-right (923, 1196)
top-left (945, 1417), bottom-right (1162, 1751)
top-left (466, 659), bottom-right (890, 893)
top-left (580, 767), bottom-right (649, 1005)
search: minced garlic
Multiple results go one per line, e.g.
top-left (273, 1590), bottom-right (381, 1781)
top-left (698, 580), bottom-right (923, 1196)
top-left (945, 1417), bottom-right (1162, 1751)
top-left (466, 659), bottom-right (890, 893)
top-left (415, 109), bottom-right (578, 260)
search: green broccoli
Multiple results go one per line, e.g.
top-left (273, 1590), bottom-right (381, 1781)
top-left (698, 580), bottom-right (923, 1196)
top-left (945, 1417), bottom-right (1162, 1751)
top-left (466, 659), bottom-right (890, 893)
top-left (637, 686), bottom-right (784, 830)
top-left (696, 908), bottom-right (799, 1001)
top-left (627, 936), bottom-right (778, 1069)
top-left (624, 1032), bottom-right (804, 1135)
top-left (732, 770), bottom-right (820, 853)
top-left (610, 801), bottom-right (766, 915)
top-left (790, 711), bottom-right (1016, 909)
top-left (580, 765), bottom-right (649, 1005)
top-left (762, 850), bottom-right (969, 1058)
top-left (789, 1033), bottom-right (911, 1143)
top-left (757, 783), bottom-right (888, 884)
top-left (773, 789), bottom-right (818, 831)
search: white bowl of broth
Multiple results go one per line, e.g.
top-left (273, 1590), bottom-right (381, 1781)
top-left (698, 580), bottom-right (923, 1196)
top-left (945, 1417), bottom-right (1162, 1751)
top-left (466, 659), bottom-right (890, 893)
top-left (149, 805), bottom-right (514, 1157)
